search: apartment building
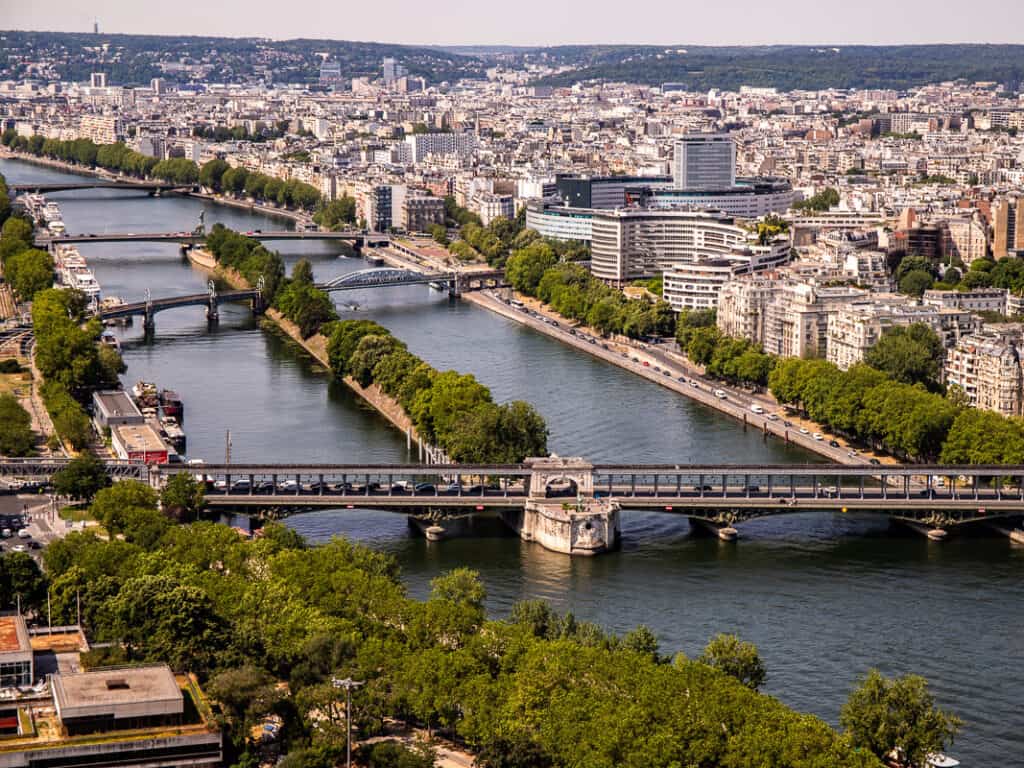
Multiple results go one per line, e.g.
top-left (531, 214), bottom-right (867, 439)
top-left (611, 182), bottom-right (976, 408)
top-left (402, 193), bottom-right (445, 232)
top-left (827, 299), bottom-right (980, 370)
top-left (922, 288), bottom-right (1007, 313)
top-left (992, 195), bottom-right (1024, 258)
top-left (78, 114), bottom-right (122, 144)
top-left (474, 192), bottom-right (514, 226)
top-left (945, 326), bottom-right (1024, 416)
top-left (765, 283), bottom-right (868, 359)
top-left (404, 132), bottom-right (478, 163)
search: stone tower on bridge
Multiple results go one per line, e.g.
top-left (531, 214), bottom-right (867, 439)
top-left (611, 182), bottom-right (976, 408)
top-left (502, 456), bottom-right (620, 556)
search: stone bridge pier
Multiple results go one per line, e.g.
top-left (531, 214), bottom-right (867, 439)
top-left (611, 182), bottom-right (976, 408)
top-left (502, 456), bottom-right (620, 556)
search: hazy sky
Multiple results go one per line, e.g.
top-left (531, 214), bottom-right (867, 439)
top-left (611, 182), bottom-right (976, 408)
top-left (4, 0), bottom-right (1024, 46)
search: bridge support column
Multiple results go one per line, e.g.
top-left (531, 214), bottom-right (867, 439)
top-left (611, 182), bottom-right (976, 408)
top-left (500, 457), bottom-right (620, 556)
top-left (206, 299), bottom-right (219, 325)
top-left (143, 311), bottom-right (155, 337)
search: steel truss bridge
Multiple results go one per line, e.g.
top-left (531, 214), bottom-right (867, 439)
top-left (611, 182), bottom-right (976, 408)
top-left (34, 230), bottom-right (365, 247)
top-left (12, 182), bottom-right (193, 195)
top-left (3, 460), bottom-right (1023, 527)
top-left (93, 268), bottom-right (506, 327)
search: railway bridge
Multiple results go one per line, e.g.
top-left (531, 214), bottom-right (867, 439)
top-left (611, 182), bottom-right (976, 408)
top-left (3, 457), bottom-right (1022, 556)
top-left (95, 267), bottom-right (507, 333)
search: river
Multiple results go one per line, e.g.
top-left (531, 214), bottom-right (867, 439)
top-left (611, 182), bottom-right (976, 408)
top-left (3, 157), bottom-right (1021, 765)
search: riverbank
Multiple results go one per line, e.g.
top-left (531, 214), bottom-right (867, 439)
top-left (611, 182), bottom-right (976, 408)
top-left (0, 147), bottom-right (313, 227)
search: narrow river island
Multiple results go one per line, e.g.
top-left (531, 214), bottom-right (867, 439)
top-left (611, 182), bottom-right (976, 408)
top-left (3, 156), bottom-right (1022, 766)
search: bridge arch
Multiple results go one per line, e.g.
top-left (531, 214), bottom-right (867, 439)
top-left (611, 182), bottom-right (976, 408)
top-left (321, 267), bottom-right (447, 291)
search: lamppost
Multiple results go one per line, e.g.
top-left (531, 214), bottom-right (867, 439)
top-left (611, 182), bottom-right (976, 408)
top-left (332, 676), bottom-right (364, 768)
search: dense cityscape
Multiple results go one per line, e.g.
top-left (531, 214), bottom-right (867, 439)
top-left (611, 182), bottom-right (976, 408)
top-left (1, 23), bottom-right (1023, 768)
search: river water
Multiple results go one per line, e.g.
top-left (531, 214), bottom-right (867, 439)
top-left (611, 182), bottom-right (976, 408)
top-left (4, 157), bottom-right (1021, 765)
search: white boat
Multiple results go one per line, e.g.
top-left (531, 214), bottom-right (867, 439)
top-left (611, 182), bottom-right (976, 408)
top-left (927, 754), bottom-right (959, 768)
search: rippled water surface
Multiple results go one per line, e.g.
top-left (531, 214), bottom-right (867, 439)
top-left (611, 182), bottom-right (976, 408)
top-left (5, 158), bottom-right (1021, 764)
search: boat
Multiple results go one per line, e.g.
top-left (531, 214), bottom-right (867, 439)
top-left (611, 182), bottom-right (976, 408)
top-left (159, 389), bottom-right (184, 421)
top-left (131, 381), bottom-right (160, 410)
top-left (53, 244), bottom-right (101, 300)
top-left (927, 754), bottom-right (959, 768)
top-left (927, 528), bottom-right (948, 542)
top-left (717, 526), bottom-right (739, 542)
top-left (99, 332), bottom-right (121, 352)
top-left (1010, 528), bottom-right (1024, 545)
top-left (158, 415), bottom-right (187, 452)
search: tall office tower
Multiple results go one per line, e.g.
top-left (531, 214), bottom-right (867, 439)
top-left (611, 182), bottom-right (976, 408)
top-left (672, 133), bottom-right (736, 190)
top-left (993, 195), bottom-right (1024, 258)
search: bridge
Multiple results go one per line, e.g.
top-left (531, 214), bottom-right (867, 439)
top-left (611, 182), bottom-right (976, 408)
top-left (12, 182), bottom-right (193, 195)
top-left (3, 457), bottom-right (1022, 555)
top-left (95, 267), bottom-right (506, 332)
top-left (34, 230), bottom-right (366, 247)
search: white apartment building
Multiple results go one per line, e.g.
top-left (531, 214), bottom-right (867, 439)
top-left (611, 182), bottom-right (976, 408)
top-left (79, 114), bottom-right (122, 144)
top-left (923, 288), bottom-right (1007, 314)
top-left (827, 299), bottom-right (981, 370)
top-left (404, 132), bottom-right (478, 163)
top-left (943, 215), bottom-right (989, 264)
top-left (474, 193), bottom-right (514, 226)
top-left (945, 326), bottom-right (1024, 416)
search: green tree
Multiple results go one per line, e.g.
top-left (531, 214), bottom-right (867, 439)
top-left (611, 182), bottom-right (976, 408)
top-left (864, 323), bottom-right (944, 390)
top-left (0, 394), bottom-right (34, 456)
top-left (5, 248), bottom-right (54, 300)
top-left (53, 454), bottom-right (109, 502)
top-left (841, 670), bottom-right (961, 768)
top-left (899, 269), bottom-right (935, 297)
top-left (161, 473), bottom-right (206, 522)
top-left (505, 241), bottom-right (557, 295)
top-left (0, 552), bottom-right (48, 611)
top-left (698, 633), bottom-right (767, 690)
top-left (199, 159), bottom-right (230, 191)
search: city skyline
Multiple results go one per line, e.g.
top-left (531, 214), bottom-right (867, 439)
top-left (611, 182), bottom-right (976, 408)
top-left (4, 0), bottom-right (1024, 47)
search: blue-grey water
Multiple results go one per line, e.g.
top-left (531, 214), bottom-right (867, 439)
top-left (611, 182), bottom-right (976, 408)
top-left (4, 157), bottom-right (1021, 765)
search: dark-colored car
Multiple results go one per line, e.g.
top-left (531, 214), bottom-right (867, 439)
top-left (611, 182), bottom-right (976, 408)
top-left (869, 458), bottom-right (881, 466)
top-left (414, 482), bottom-right (436, 494)
top-left (693, 484), bottom-right (713, 492)
top-left (829, 440), bottom-right (841, 448)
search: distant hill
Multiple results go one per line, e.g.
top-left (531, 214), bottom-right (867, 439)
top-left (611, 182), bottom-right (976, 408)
top-left (2, 33), bottom-right (1022, 93)
top-left (528, 44), bottom-right (1024, 92)
top-left (0, 30), bottom-right (486, 85)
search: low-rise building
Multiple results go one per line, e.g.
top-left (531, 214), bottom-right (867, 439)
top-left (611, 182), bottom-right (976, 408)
top-left (0, 615), bottom-right (32, 689)
top-left (923, 288), bottom-right (1007, 314)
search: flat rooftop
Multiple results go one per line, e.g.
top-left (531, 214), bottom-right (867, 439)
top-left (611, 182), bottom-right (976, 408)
top-left (0, 616), bottom-right (31, 656)
top-left (53, 665), bottom-right (183, 719)
top-left (113, 423), bottom-right (166, 452)
top-left (94, 390), bottom-right (142, 420)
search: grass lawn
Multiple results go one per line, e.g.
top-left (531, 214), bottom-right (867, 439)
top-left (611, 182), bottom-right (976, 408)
top-left (59, 505), bottom-right (94, 523)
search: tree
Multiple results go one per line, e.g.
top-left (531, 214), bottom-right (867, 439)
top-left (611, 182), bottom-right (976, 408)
top-left (898, 269), bottom-right (935, 297)
top-left (698, 633), bottom-right (766, 690)
top-left (864, 323), bottom-right (944, 390)
top-left (348, 334), bottom-right (407, 387)
top-left (199, 159), bottom-right (230, 191)
top-left (895, 255), bottom-right (938, 284)
top-left (356, 741), bottom-right (436, 768)
top-left (0, 552), bottom-right (48, 611)
top-left (841, 670), bottom-right (961, 768)
top-left (161, 473), bottom-right (206, 522)
top-left (291, 258), bottom-right (314, 286)
top-left (53, 454), bottom-right (109, 502)
top-left (505, 241), bottom-right (557, 295)
top-left (5, 249), bottom-right (54, 300)
top-left (90, 480), bottom-right (158, 532)
top-left (208, 665), bottom-right (283, 738)
top-left (0, 394), bottom-right (34, 456)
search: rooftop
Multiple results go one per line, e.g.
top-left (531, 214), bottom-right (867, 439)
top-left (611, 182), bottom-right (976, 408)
top-left (0, 616), bottom-right (31, 657)
top-left (52, 665), bottom-right (182, 716)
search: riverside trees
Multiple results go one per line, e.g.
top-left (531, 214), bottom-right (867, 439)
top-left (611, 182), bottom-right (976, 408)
top-left (33, 509), bottom-right (886, 768)
top-left (326, 319), bottom-right (548, 463)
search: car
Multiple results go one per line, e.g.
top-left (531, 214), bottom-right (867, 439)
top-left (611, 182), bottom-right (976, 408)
top-left (17, 529), bottom-right (30, 539)
top-left (230, 480), bottom-right (252, 493)
top-left (443, 482), bottom-right (463, 494)
top-left (653, 366), bottom-right (661, 372)
top-left (663, 370), bottom-right (672, 377)
top-left (601, 344), bottom-right (609, 350)
top-left (869, 458), bottom-right (881, 466)
top-left (414, 482), bottom-right (436, 494)
top-left (677, 376), bottom-right (686, 382)
top-left (391, 481), bottom-right (412, 493)
top-left (631, 357), bottom-right (640, 363)
top-left (1, 528), bottom-right (10, 538)
top-left (12, 544), bottom-right (25, 553)
top-left (767, 413), bottom-right (779, 421)
top-left (277, 480), bottom-right (300, 493)
top-left (568, 329), bottom-right (577, 335)
top-left (642, 361), bottom-right (650, 367)
top-left (588, 338), bottom-right (597, 345)
top-left (28, 541), bottom-right (42, 550)
top-left (812, 432), bottom-right (824, 441)
top-left (783, 420), bottom-right (793, 427)
top-left (745, 485), bottom-right (761, 493)
top-left (829, 439), bottom-right (841, 448)
top-left (714, 389), bottom-right (727, 399)
top-left (307, 480), bottom-right (330, 493)
top-left (799, 427), bottom-right (810, 435)
top-left (693, 484), bottom-right (713, 492)
top-left (690, 380), bottom-right (699, 387)
top-left (750, 404), bottom-right (765, 415)
top-left (255, 480), bottom-right (275, 493)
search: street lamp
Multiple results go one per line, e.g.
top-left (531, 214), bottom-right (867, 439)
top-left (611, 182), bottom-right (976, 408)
top-left (332, 676), bottom-right (364, 768)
